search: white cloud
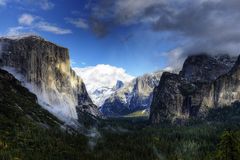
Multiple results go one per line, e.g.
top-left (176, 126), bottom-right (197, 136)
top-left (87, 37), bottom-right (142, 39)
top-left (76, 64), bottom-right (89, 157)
top-left (18, 13), bottom-right (35, 25)
top-left (66, 18), bottom-right (89, 29)
top-left (73, 64), bottom-right (134, 106)
top-left (39, 0), bottom-right (54, 10)
top-left (0, 0), bottom-right (54, 9)
top-left (70, 59), bottom-right (76, 66)
top-left (7, 13), bottom-right (72, 36)
top-left (0, 0), bottom-right (7, 6)
top-left (37, 22), bottom-right (72, 35)
top-left (7, 26), bottom-right (27, 36)
top-left (81, 62), bottom-right (86, 65)
top-left (162, 48), bottom-right (185, 70)
top-left (73, 64), bottom-right (134, 93)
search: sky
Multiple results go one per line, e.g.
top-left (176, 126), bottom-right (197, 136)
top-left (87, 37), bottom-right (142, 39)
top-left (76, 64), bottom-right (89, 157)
top-left (1, 0), bottom-right (240, 76)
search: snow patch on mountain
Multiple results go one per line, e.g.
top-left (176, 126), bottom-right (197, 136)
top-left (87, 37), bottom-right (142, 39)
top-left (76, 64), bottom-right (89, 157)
top-left (73, 64), bottom-right (134, 106)
top-left (100, 70), bottom-right (164, 116)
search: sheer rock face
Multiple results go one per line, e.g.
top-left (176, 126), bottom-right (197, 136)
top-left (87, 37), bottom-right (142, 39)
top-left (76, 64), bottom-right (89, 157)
top-left (0, 36), bottom-right (99, 122)
top-left (180, 54), bottom-right (236, 83)
top-left (101, 71), bottom-right (163, 116)
top-left (202, 56), bottom-right (240, 109)
top-left (150, 54), bottom-right (237, 124)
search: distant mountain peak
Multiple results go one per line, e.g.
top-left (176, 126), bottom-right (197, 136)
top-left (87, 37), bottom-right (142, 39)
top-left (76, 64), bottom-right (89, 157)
top-left (100, 70), bottom-right (164, 117)
top-left (115, 80), bottom-right (124, 90)
top-left (73, 64), bottom-right (134, 107)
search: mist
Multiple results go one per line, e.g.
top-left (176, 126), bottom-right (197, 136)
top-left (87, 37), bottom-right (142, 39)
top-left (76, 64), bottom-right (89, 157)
top-left (1, 66), bottom-right (79, 125)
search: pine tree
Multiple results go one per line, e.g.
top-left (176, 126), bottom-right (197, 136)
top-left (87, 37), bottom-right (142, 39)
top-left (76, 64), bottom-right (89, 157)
top-left (215, 130), bottom-right (240, 160)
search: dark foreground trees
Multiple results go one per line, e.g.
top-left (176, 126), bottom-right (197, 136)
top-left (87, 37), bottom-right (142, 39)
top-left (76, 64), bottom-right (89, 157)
top-left (215, 130), bottom-right (240, 160)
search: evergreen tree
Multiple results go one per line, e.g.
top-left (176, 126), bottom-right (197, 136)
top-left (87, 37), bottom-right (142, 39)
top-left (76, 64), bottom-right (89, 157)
top-left (215, 130), bottom-right (240, 160)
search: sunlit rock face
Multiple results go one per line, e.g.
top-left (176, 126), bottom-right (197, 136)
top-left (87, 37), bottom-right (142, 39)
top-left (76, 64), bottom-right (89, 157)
top-left (150, 54), bottom-right (237, 124)
top-left (0, 35), bottom-right (99, 123)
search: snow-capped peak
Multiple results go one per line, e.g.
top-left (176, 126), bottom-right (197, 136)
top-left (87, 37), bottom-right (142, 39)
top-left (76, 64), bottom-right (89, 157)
top-left (73, 64), bottom-right (134, 106)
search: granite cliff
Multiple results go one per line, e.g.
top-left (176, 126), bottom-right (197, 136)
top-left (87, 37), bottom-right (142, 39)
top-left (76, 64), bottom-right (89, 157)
top-left (0, 35), bottom-right (100, 123)
top-left (202, 56), bottom-right (240, 110)
top-left (150, 54), bottom-right (237, 124)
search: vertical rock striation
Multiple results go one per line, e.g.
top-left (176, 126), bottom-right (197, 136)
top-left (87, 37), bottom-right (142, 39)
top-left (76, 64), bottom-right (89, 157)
top-left (202, 56), bottom-right (240, 109)
top-left (150, 54), bottom-right (237, 124)
top-left (0, 35), bottom-right (99, 123)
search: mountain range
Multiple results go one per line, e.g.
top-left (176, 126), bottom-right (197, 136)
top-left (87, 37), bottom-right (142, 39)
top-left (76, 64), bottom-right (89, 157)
top-left (100, 71), bottom-right (164, 116)
top-left (1, 36), bottom-right (240, 124)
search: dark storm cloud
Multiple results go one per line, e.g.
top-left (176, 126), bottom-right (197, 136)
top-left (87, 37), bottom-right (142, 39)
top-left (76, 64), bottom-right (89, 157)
top-left (151, 0), bottom-right (240, 54)
top-left (89, 0), bottom-right (240, 57)
top-left (89, 17), bottom-right (109, 38)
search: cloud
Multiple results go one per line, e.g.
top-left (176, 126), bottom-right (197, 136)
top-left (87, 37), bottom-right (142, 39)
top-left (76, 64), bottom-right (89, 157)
top-left (88, 0), bottom-right (240, 61)
top-left (150, 0), bottom-right (240, 55)
top-left (87, 0), bottom-right (166, 36)
top-left (84, 0), bottom-right (93, 9)
top-left (81, 62), bottom-right (86, 65)
top-left (7, 26), bottom-right (24, 36)
top-left (73, 64), bottom-right (134, 93)
top-left (0, 0), bottom-right (54, 10)
top-left (70, 59), bottom-right (76, 66)
top-left (161, 48), bottom-right (185, 70)
top-left (19, 0), bottom-right (54, 10)
top-left (66, 18), bottom-right (89, 29)
top-left (0, 0), bottom-right (7, 6)
top-left (6, 26), bottom-right (34, 36)
top-left (7, 13), bottom-right (72, 35)
top-left (18, 13), bottom-right (35, 25)
top-left (38, 0), bottom-right (54, 10)
top-left (73, 64), bottom-right (134, 106)
top-left (89, 17), bottom-right (109, 38)
top-left (37, 22), bottom-right (72, 34)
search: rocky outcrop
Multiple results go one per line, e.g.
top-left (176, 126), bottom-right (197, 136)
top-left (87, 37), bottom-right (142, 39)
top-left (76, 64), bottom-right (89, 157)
top-left (0, 35), bottom-right (100, 123)
top-left (150, 54), bottom-right (237, 124)
top-left (101, 71), bottom-right (163, 116)
top-left (202, 56), bottom-right (240, 109)
top-left (180, 54), bottom-right (236, 83)
top-left (115, 80), bottom-right (124, 90)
